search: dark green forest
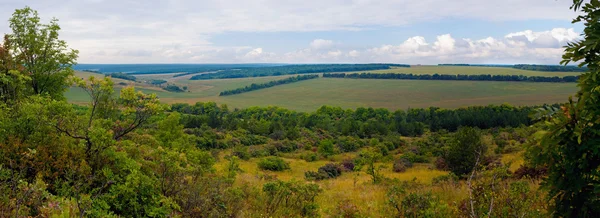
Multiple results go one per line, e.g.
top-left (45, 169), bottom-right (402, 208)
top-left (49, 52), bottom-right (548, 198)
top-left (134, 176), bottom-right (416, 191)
top-left (189, 64), bottom-right (409, 80)
top-left (324, 72), bottom-right (580, 83)
top-left (219, 74), bottom-right (319, 96)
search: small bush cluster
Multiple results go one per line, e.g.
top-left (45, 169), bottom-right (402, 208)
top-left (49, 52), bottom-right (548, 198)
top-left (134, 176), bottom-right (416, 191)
top-left (258, 157), bottom-right (290, 171)
top-left (393, 158), bottom-right (413, 173)
top-left (305, 163), bottom-right (343, 181)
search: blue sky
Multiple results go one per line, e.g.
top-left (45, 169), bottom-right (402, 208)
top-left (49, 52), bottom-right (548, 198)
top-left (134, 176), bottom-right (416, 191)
top-left (0, 0), bottom-right (584, 64)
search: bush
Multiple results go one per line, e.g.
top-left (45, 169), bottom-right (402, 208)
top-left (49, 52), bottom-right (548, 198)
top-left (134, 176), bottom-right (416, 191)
top-left (400, 152), bottom-right (429, 163)
top-left (341, 159), bottom-right (355, 171)
top-left (262, 180), bottom-right (321, 217)
top-left (301, 153), bottom-right (318, 162)
top-left (258, 157), bottom-right (290, 171)
top-left (434, 157), bottom-right (448, 170)
top-left (513, 165), bottom-right (547, 180)
top-left (305, 163), bottom-right (343, 181)
top-left (393, 158), bottom-right (413, 172)
top-left (335, 200), bottom-right (362, 218)
top-left (432, 173), bottom-right (459, 185)
top-left (231, 146), bottom-right (250, 160)
top-left (318, 140), bottom-right (335, 157)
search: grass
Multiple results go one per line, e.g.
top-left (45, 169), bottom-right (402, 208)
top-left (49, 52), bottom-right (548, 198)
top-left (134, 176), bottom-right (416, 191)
top-left (214, 148), bottom-right (527, 216)
top-left (68, 70), bottom-right (578, 112)
top-left (371, 66), bottom-right (581, 77)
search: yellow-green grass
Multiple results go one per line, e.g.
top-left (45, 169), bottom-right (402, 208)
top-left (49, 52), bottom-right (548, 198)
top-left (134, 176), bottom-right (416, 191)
top-left (370, 66), bottom-right (581, 77)
top-left (212, 147), bottom-right (527, 216)
top-left (214, 154), bottom-right (450, 215)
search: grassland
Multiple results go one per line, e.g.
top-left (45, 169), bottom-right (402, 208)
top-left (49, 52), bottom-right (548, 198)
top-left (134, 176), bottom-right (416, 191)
top-left (212, 144), bottom-right (524, 215)
top-left (67, 67), bottom-right (578, 111)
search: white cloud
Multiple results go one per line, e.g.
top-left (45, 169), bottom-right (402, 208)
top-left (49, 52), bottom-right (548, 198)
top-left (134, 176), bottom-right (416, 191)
top-left (310, 39), bottom-right (335, 50)
top-left (0, 0), bottom-right (581, 63)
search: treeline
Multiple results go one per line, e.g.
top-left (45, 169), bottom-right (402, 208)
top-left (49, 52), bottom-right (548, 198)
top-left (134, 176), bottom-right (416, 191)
top-left (163, 84), bottom-right (186, 92)
top-left (323, 72), bottom-right (579, 83)
top-left (106, 72), bottom-right (136, 81)
top-left (438, 64), bottom-right (513, 68)
top-left (220, 75), bottom-right (319, 96)
top-left (513, 64), bottom-right (587, 72)
top-left (171, 103), bottom-right (540, 139)
top-left (190, 64), bottom-right (409, 80)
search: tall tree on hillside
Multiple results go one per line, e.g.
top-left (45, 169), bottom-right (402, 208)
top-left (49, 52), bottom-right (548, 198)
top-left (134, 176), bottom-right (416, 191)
top-left (528, 0), bottom-right (600, 216)
top-left (7, 6), bottom-right (78, 99)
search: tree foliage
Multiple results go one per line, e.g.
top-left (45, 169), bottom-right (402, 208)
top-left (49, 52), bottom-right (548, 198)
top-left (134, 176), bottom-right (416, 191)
top-left (527, 1), bottom-right (600, 216)
top-left (7, 6), bottom-right (78, 99)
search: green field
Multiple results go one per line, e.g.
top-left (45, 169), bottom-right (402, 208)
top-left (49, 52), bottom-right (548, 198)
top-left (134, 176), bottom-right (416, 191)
top-left (67, 70), bottom-right (578, 111)
top-left (371, 66), bottom-right (581, 77)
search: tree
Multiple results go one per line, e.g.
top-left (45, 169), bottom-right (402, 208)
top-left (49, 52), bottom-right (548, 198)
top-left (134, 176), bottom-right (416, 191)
top-left (445, 127), bottom-right (486, 177)
top-left (527, 1), bottom-right (600, 216)
top-left (7, 7), bottom-right (78, 99)
top-left (0, 35), bottom-right (30, 103)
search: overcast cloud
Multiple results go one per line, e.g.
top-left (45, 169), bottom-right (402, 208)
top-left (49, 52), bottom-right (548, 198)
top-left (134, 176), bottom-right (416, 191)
top-left (0, 0), bottom-right (581, 64)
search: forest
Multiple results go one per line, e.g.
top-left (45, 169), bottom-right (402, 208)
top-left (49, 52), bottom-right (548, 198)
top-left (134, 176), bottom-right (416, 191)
top-left (106, 72), bottom-right (136, 81)
top-left (512, 64), bottom-right (587, 72)
top-left (324, 72), bottom-right (580, 83)
top-left (2, 1), bottom-right (600, 217)
top-left (189, 64), bottom-right (409, 80)
top-left (219, 74), bottom-right (319, 96)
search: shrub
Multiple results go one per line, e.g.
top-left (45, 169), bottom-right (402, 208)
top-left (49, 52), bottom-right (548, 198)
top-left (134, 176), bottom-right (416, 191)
top-left (513, 165), bottom-right (547, 180)
top-left (393, 158), bottom-right (413, 173)
top-left (432, 173), bottom-right (459, 185)
top-left (231, 146), bottom-right (250, 160)
top-left (318, 140), bottom-right (335, 157)
top-left (257, 157), bottom-right (290, 171)
top-left (434, 157), bottom-right (448, 170)
top-left (301, 153), bottom-right (318, 162)
top-left (262, 180), bottom-right (321, 217)
top-left (305, 163), bottom-right (343, 181)
top-left (341, 159), bottom-right (355, 171)
top-left (337, 136), bottom-right (362, 152)
top-left (400, 152), bottom-right (429, 163)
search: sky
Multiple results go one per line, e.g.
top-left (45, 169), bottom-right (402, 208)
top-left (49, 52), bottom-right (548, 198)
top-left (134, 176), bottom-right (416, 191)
top-left (0, 0), bottom-right (585, 64)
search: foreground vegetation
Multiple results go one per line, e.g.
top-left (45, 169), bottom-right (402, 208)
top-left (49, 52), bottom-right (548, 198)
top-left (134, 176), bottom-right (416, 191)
top-left (2, 1), bottom-right (600, 217)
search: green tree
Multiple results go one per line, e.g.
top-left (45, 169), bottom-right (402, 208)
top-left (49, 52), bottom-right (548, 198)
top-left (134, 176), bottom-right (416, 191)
top-left (318, 140), bottom-right (335, 157)
top-left (528, 0), bottom-right (600, 216)
top-left (7, 7), bottom-right (78, 99)
top-left (445, 127), bottom-right (486, 177)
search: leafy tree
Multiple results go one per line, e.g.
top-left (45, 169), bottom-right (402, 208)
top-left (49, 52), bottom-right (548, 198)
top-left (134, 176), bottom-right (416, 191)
top-left (527, 0), bottom-right (600, 216)
top-left (0, 35), bottom-right (30, 103)
top-left (445, 127), bottom-right (486, 177)
top-left (7, 7), bottom-right (78, 99)
top-left (318, 140), bottom-right (335, 157)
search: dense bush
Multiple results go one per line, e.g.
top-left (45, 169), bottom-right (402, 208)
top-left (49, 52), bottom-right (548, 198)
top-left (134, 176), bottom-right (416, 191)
top-left (262, 180), bottom-right (322, 217)
top-left (305, 163), bottom-right (343, 181)
top-left (258, 157), bottom-right (290, 171)
top-left (393, 158), bottom-right (413, 172)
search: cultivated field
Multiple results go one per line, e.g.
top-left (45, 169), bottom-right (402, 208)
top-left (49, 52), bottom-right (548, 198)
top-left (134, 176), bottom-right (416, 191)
top-left (67, 68), bottom-right (578, 111)
top-left (372, 66), bottom-right (581, 77)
